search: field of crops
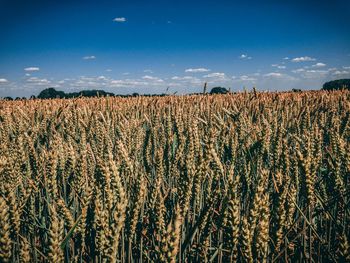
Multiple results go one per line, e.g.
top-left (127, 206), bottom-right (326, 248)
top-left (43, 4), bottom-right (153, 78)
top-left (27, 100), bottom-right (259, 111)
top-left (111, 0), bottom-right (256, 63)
top-left (0, 91), bottom-right (349, 262)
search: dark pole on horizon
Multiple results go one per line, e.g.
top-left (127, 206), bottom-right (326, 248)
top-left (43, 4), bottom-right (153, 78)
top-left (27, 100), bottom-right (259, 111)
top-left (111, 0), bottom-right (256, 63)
top-left (203, 82), bottom-right (207, 94)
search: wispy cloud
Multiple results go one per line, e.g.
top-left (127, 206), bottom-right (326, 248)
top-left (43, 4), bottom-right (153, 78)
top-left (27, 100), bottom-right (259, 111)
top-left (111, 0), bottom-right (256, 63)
top-left (292, 68), bottom-right (305, 73)
top-left (292, 56), bottom-right (316, 62)
top-left (24, 67), bottom-right (40, 72)
top-left (83, 55), bottom-right (96, 60)
top-left (283, 57), bottom-right (289, 60)
top-left (272, 64), bottom-right (286, 69)
top-left (172, 76), bottom-right (196, 81)
top-left (239, 54), bottom-right (252, 60)
top-left (185, 68), bottom-right (210, 73)
top-left (299, 69), bottom-right (329, 79)
top-left (97, 76), bottom-right (107, 80)
top-left (0, 78), bottom-right (8, 83)
top-left (113, 17), bottom-right (126, 22)
top-left (238, 75), bottom-right (257, 81)
top-left (333, 70), bottom-right (350, 76)
top-left (262, 72), bottom-right (298, 82)
top-left (263, 72), bottom-right (297, 81)
top-left (170, 76), bottom-right (202, 86)
top-left (312, 62), bottom-right (326, 68)
top-left (26, 77), bottom-right (51, 85)
top-left (142, 75), bottom-right (164, 82)
top-left (204, 72), bottom-right (226, 78)
top-left (110, 79), bottom-right (148, 88)
top-left (291, 66), bottom-right (340, 79)
top-left (264, 72), bottom-right (283, 77)
top-left (144, 69), bottom-right (153, 73)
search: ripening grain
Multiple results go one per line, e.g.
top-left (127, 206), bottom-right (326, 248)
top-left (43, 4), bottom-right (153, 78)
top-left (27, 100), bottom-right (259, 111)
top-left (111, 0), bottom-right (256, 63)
top-left (0, 90), bottom-right (349, 262)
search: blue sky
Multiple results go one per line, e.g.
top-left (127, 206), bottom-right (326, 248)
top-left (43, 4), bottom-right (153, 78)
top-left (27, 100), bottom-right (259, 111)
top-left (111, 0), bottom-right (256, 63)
top-left (0, 0), bottom-right (350, 97)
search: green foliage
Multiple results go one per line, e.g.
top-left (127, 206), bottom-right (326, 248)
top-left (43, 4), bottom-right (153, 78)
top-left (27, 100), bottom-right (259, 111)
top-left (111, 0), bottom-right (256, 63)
top-left (37, 88), bottom-right (114, 99)
top-left (210, 87), bottom-right (229, 94)
top-left (322, 79), bottom-right (350, 91)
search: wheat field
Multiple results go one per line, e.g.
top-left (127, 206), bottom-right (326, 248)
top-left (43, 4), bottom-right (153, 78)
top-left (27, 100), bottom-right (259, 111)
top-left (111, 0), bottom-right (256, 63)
top-left (0, 91), bottom-right (349, 262)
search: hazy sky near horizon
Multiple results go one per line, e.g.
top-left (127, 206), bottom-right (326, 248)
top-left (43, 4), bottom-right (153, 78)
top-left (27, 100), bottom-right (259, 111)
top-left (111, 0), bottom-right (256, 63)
top-left (0, 0), bottom-right (350, 97)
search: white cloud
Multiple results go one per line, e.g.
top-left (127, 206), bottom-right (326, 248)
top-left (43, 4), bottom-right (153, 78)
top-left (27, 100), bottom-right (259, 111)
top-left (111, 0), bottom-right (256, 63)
top-left (142, 75), bottom-right (156, 80)
top-left (292, 56), bottom-right (316, 62)
top-left (110, 79), bottom-right (145, 87)
top-left (239, 54), bottom-right (252, 60)
top-left (113, 17), bottom-right (126, 22)
top-left (343, 66), bottom-right (350, 70)
top-left (26, 77), bottom-right (51, 85)
top-left (106, 69), bottom-right (112, 72)
top-left (0, 78), bottom-right (8, 83)
top-left (83, 56), bottom-right (96, 60)
top-left (263, 72), bottom-right (297, 81)
top-left (170, 76), bottom-right (202, 86)
top-left (272, 64), bottom-right (286, 69)
top-left (109, 77), bottom-right (167, 89)
top-left (171, 76), bottom-right (196, 81)
top-left (283, 57), bottom-right (289, 60)
top-left (142, 75), bottom-right (164, 82)
top-left (144, 69), bottom-right (153, 73)
top-left (299, 69), bottom-right (329, 79)
top-left (333, 70), bottom-right (350, 76)
top-left (239, 75), bottom-right (257, 81)
top-left (204, 72), bottom-right (226, 78)
top-left (24, 67), bottom-right (40, 72)
top-left (292, 68), bottom-right (305, 73)
top-left (306, 70), bottom-right (328, 73)
top-left (312, 62), bottom-right (326, 68)
top-left (264, 72), bottom-right (283, 77)
top-left (185, 68), bottom-right (210, 73)
top-left (202, 72), bottom-right (231, 84)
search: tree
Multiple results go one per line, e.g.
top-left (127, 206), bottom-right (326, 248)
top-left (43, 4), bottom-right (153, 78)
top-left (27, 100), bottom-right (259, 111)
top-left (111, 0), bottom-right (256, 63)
top-left (210, 87), bottom-right (229, 94)
top-left (37, 88), bottom-right (66, 99)
top-left (37, 88), bottom-right (115, 99)
top-left (322, 79), bottom-right (350, 91)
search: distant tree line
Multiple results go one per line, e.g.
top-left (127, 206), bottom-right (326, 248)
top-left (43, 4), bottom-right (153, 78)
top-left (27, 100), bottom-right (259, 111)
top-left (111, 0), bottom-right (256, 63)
top-left (1, 87), bottom-right (232, 100)
top-left (322, 79), bottom-right (350, 91)
top-left (1, 79), bottom-right (348, 100)
top-left (36, 88), bottom-right (115, 99)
